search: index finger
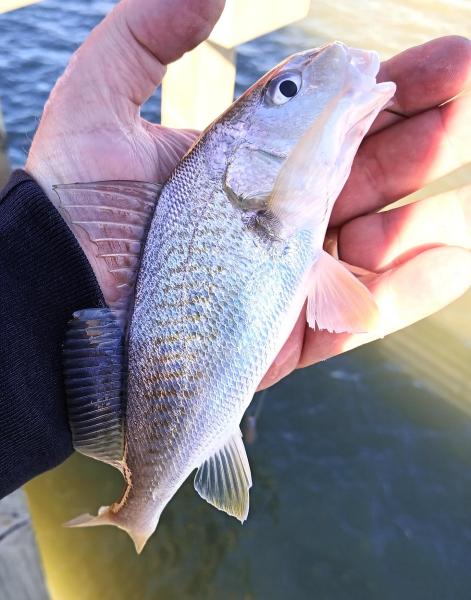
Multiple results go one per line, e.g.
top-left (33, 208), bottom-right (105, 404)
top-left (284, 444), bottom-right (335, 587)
top-left (370, 35), bottom-right (471, 135)
top-left (330, 36), bottom-right (471, 226)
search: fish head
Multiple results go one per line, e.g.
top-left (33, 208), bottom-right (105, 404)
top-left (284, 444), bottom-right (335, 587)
top-left (220, 41), bottom-right (396, 235)
top-left (247, 41), bottom-right (393, 152)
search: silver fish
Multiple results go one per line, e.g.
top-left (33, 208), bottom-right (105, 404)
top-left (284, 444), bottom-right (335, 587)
top-left (58, 41), bottom-right (395, 553)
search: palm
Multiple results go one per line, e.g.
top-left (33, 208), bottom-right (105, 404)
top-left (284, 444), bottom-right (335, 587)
top-left (25, 0), bottom-right (470, 389)
top-left (28, 105), bottom-right (197, 186)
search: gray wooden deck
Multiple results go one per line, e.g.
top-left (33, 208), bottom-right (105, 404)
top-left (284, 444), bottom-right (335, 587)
top-left (0, 490), bottom-right (49, 600)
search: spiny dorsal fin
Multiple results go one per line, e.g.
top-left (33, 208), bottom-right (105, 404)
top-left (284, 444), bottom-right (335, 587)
top-left (63, 308), bottom-right (126, 470)
top-left (53, 181), bottom-right (161, 312)
top-left (194, 429), bottom-right (252, 522)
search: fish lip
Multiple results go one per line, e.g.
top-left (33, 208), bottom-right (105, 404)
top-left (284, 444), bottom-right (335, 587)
top-left (348, 48), bottom-right (381, 79)
top-left (345, 83), bottom-right (397, 136)
top-left (345, 107), bottom-right (377, 136)
top-left (298, 44), bottom-right (382, 79)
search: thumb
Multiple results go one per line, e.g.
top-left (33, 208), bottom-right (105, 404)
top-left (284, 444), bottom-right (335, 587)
top-left (26, 0), bottom-right (224, 194)
top-left (48, 0), bottom-right (225, 117)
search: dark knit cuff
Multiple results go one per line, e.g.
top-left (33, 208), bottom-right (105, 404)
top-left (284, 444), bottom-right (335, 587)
top-left (0, 169), bottom-right (104, 497)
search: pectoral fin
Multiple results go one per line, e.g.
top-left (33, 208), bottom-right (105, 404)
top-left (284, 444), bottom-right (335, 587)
top-left (194, 429), bottom-right (252, 522)
top-left (306, 250), bottom-right (379, 333)
top-left (63, 307), bottom-right (127, 470)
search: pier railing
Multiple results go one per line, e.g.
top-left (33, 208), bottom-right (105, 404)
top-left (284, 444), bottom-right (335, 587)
top-left (0, 0), bottom-right (42, 13)
top-left (162, 0), bottom-right (310, 129)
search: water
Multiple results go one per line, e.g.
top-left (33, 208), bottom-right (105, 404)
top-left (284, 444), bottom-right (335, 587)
top-left (0, 1), bottom-right (470, 598)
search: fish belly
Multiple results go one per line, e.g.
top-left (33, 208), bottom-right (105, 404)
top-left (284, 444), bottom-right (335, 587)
top-left (125, 147), bottom-right (314, 512)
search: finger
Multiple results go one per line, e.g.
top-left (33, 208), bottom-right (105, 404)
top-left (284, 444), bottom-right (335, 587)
top-left (300, 246), bottom-right (471, 367)
top-left (338, 185), bottom-right (471, 270)
top-left (331, 93), bottom-right (471, 226)
top-left (371, 36), bottom-right (471, 135)
top-left (52, 0), bottom-right (224, 116)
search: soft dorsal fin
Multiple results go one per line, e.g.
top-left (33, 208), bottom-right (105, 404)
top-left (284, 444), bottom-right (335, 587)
top-left (53, 181), bottom-right (161, 312)
top-left (306, 249), bottom-right (379, 334)
top-left (63, 307), bottom-right (126, 471)
top-left (194, 429), bottom-right (252, 522)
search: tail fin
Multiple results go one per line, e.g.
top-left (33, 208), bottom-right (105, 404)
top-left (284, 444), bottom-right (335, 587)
top-left (64, 505), bottom-right (153, 554)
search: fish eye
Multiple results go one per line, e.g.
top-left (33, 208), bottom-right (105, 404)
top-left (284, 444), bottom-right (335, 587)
top-left (265, 71), bottom-right (302, 106)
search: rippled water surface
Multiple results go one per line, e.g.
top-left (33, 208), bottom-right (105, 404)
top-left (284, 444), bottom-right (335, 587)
top-left (0, 1), bottom-right (470, 599)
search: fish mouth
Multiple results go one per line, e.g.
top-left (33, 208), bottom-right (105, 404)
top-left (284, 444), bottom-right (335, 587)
top-left (300, 41), bottom-right (396, 137)
top-left (348, 47), bottom-right (381, 79)
top-left (343, 45), bottom-right (396, 130)
top-left (342, 51), bottom-right (396, 140)
top-left (308, 41), bottom-right (381, 79)
top-left (344, 83), bottom-right (396, 139)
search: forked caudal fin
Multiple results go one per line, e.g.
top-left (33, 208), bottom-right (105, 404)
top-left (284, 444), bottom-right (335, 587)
top-left (64, 506), bottom-right (159, 554)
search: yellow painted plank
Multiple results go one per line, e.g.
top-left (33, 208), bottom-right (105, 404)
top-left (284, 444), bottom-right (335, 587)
top-left (209, 0), bottom-right (311, 48)
top-left (0, 0), bottom-right (41, 13)
top-left (161, 0), bottom-right (310, 129)
top-left (162, 41), bottom-right (235, 130)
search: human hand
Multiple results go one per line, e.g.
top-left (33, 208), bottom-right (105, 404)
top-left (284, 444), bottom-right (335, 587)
top-left (25, 0), bottom-right (224, 301)
top-left (260, 36), bottom-right (471, 389)
top-left (25, 5), bottom-right (470, 389)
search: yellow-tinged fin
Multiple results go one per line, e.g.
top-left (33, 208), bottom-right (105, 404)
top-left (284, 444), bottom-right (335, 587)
top-left (306, 250), bottom-right (379, 333)
top-left (194, 429), bottom-right (252, 523)
top-left (64, 507), bottom-right (154, 555)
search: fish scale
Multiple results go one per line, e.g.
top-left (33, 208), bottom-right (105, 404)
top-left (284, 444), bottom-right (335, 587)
top-left (124, 141), bottom-right (313, 512)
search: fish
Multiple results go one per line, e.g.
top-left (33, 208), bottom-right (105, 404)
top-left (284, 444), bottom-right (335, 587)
top-left (56, 41), bottom-right (396, 554)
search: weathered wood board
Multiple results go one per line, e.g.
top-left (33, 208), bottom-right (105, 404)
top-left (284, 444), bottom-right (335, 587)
top-left (0, 490), bottom-right (49, 600)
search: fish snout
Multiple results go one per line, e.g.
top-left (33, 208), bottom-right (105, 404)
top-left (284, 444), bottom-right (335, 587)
top-left (347, 47), bottom-right (381, 79)
top-left (314, 40), bottom-right (350, 67)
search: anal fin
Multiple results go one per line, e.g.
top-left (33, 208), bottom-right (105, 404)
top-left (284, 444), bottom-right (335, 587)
top-left (63, 308), bottom-right (126, 469)
top-left (194, 429), bottom-right (252, 523)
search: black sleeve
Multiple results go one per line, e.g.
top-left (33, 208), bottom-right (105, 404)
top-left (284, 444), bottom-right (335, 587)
top-left (0, 170), bottom-right (104, 498)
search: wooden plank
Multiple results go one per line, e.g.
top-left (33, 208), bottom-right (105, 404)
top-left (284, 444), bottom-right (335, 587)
top-left (0, 1), bottom-right (41, 13)
top-left (161, 42), bottom-right (235, 130)
top-left (0, 490), bottom-right (49, 600)
top-left (161, 0), bottom-right (310, 130)
top-left (209, 0), bottom-right (311, 48)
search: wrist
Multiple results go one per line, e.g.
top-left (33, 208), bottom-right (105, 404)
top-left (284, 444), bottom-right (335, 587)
top-left (25, 156), bottom-right (116, 304)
